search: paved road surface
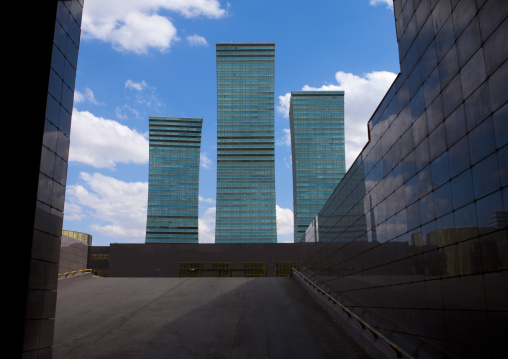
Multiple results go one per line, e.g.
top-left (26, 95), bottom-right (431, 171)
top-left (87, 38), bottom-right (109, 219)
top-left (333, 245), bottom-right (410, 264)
top-left (54, 276), bottom-right (370, 359)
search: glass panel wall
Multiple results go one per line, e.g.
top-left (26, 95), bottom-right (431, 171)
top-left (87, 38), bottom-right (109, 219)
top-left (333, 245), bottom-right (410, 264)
top-left (298, 1), bottom-right (508, 358)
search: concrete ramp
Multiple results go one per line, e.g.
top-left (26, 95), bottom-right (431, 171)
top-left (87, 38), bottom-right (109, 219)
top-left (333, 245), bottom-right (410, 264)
top-left (54, 276), bottom-right (370, 359)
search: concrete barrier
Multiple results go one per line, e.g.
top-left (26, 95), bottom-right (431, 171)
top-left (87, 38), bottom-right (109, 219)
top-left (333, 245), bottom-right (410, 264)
top-left (57, 271), bottom-right (93, 286)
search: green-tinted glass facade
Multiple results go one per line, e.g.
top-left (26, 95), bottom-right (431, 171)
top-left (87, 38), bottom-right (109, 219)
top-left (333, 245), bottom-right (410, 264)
top-left (145, 116), bottom-right (202, 243)
top-left (215, 43), bottom-right (277, 243)
top-left (290, 91), bottom-right (345, 242)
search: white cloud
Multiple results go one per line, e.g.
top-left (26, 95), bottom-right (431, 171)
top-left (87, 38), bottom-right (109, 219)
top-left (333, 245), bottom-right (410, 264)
top-left (125, 79), bottom-right (149, 91)
top-left (69, 109), bottom-right (149, 169)
top-left (369, 0), bottom-right (393, 9)
top-left (64, 172), bottom-right (148, 242)
top-left (82, 0), bottom-right (227, 54)
top-left (277, 92), bottom-right (291, 118)
top-left (278, 70), bottom-right (397, 170)
top-left (62, 202), bottom-right (85, 221)
top-left (87, 11), bottom-right (178, 54)
top-left (120, 80), bottom-right (163, 117)
top-left (115, 104), bottom-right (140, 120)
top-left (200, 152), bottom-right (213, 169)
top-left (199, 206), bottom-right (216, 243)
top-left (282, 155), bottom-right (292, 169)
top-left (276, 205), bottom-right (294, 236)
top-left (187, 34), bottom-right (208, 47)
top-left (276, 128), bottom-right (291, 147)
top-left (199, 196), bottom-right (215, 204)
top-left (74, 88), bottom-right (101, 105)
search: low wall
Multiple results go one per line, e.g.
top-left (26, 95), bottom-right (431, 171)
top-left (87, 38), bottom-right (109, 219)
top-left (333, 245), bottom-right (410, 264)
top-left (90, 243), bottom-right (300, 277)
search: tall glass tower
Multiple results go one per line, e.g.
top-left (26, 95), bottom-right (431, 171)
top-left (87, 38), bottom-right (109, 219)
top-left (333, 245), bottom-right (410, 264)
top-left (145, 116), bottom-right (202, 243)
top-left (289, 91), bottom-right (346, 242)
top-left (215, 43), bottom-right (277, 243)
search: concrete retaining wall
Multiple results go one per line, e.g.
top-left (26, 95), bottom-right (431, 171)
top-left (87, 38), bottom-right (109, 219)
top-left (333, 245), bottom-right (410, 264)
top-left (89, 243), bottom-right (300, 277)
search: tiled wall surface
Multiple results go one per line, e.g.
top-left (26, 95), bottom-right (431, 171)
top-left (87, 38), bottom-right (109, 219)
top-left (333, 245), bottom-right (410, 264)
top-left (23, 1), bottom-right (83, 357)
top-left (299, 1), bottom-right (507, 358)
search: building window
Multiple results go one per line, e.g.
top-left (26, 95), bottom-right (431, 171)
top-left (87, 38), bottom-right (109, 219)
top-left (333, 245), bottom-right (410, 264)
top-left (90, 254), bottom-right (109, 261)
top-left (276, 262), bottom-right (298, 277)
top-left (211, 262), bottom-right (237, 277)
top-left (179, 262), bottom-right (204, 277)
top-left (243, 262), bottom-right (267, 277)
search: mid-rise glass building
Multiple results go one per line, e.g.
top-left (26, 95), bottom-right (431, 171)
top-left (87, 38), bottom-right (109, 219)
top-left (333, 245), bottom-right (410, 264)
top-left (145, 116), bottom-right (202, 243)
top-left (290, 91), bottom-right (346, 242)
top-left (215, 43), bottom-right (277, 243)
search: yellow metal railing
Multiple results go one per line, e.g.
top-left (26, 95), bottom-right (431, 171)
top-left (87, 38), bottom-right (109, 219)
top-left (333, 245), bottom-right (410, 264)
top-left (58, 269), bottom-right (93, 277)
top-left (291, 268), bottom-right (414, 359)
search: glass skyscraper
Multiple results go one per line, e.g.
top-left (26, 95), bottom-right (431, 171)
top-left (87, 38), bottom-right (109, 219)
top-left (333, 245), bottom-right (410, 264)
top-left (290, 91), bottom-right (346, 242)
top-left (215, 43), bottom-right (277, 243)
top-left (145, 116), bottom-right (202, 243)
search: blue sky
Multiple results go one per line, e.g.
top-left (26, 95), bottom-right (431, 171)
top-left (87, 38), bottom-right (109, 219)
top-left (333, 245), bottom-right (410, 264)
top-left (63, 0), bottom-right (400, 246)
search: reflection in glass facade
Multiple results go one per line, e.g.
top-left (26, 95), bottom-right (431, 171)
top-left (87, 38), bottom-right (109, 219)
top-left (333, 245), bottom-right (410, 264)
top-left (299, 1), bottom-right (508, 358)
top-left (290, 91), bottom-right (345, 242)
top-left (215, 43), bottom-right (277, 243)
top-left (146, 117), bottom-right (202, 243)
